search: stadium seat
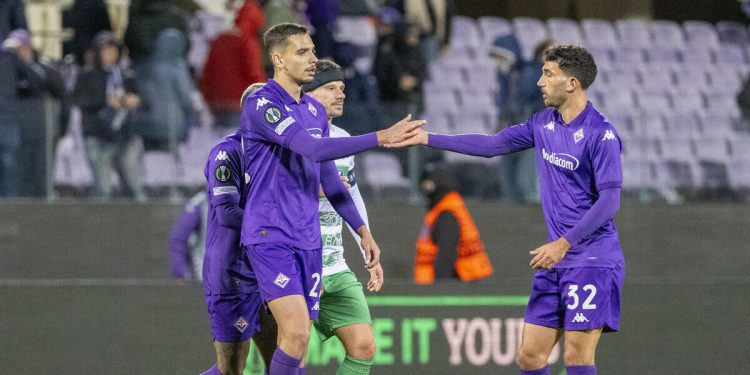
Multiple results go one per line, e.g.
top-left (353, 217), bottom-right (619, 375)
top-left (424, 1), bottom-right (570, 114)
top-left (704, 93), bottom-right (741, 118)
top-left (635, 113), bottom-right (668, 138)
top-left (478, 16), bottom-right (512, 46)
top-left (664, 113), bottom-right (703, 135)
top-left (581, 19), bottom-right (619, 49)
top-left (142, 152), bottom-right (179, 188)
top-left (586, 46), bottom-right (613, 70)
top-left (424, 90), bottom-right (459, 115)
top-left (602, 68), bottom-right (640, 90)
top-left (547, 17), bottom-right (584, 45)
top-left (683, 20), bottom-right (720, 48)
top-left (644, 47), bottom-right (681, 66)
top-left (358, 152), bottom-right (411, 195)
top-left (679, 46), bottom-right (713, 66)
top-left (423, 113), bottom-right (453, 134)
top-left (621, 136), bottom-right (659, 161)
top-left (610, 46), bottom-right (646, 68)
top-left (728, 136), bottom-right (750, 161)
top-left (698, 114), bottom-right (738, 137)
top-left (512, 17), bottom-right (549, 60)
top-left (636, 92), bottom-right (671, 115)
top-left (599, 88), bottom-right (636, 111)
top-left (638, 66), bottom-right (674, 91)
top-left (653, 159), bottom-right (698, 189)
top-left (650, 20), bottom-right (685, 49)
top-left (716, 21), bottom-right (750, 44)
top-left (726, 160), bottom-right (750, 189)
top-left (621, 158), bottom-right (655, 189)
top-left (451, 15), bottom-right (482, 48)
top-left (449, 111), bottom-right (493, 134)
top-left (615, 19), bottom-right (653, 48)
top-left (714, 44), bottom-right (749, 76)
top-left (672, 66), bottom-right (710, 89)
top-left (693, 137), bottom-right (730, 164)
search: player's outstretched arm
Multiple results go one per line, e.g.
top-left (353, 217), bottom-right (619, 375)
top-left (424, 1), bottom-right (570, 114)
top-left (284, 114), bottom-right (426, 163)
top-left (387, 123), bottom-right (534, 157)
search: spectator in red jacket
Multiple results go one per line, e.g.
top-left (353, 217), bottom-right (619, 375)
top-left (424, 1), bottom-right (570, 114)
top-left (199, 0), bottom-right (266, 129)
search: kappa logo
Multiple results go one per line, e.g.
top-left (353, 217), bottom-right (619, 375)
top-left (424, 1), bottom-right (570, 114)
top-left (542, 148), bottom-right (580, 171)
top-left (572, 313), bottom-right (589, 323)
top-left (602, 129), bottom-right (616, 142)
top-left (311, 302), bottom-right (320, 311)
top-left (234, 316), bottom-right (249, 333)
top-left (215, 150), bottom-right (229, 161)
top-left (256, 97), bottom-right (270, 110)
top-left (544, 121), bottom-right (555, 132)
top-left (284, 104), bottom-right (292, 112)
top-left (274, 273), bottom-right (290, 288)
top-left (574, 128), bottom-right (585, 143)
top-left (308, 102), bottom-right (317, 116)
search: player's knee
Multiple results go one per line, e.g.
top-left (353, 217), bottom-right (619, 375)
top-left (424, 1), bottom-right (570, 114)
top-left (516, 346), bottom-right (548, 370)
top-left (563, 343), bottom-right (595, 366)
top-left (282, 327), bottom-right (311, 350)
top-left (348, 337), bottom-right (376, 359)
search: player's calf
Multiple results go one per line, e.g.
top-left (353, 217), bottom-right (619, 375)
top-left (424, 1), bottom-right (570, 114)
top-left (215, 341), bottom-right (250, 375)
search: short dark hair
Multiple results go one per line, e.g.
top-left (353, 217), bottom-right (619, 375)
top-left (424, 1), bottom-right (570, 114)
top-left (543, 45), bottom-right (597, 89)
top-left (263, 23), bottom-right (310, 60)
top-left (314, 59), bottom-right (341, 75)
top-left (240, 82), bottom-right (266, 109)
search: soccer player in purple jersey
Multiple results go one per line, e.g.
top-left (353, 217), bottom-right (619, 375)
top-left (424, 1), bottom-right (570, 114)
top-left (200, 82), bottom-right (277, 375)
top-left (240, 23), bottom-right (424, 375)
top-left (389, 45), bottom-right (624, 375)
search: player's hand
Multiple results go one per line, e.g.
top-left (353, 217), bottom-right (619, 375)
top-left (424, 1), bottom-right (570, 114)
top-left (340, 176), bottom-right (350, 189)
top-left (366, 263), bottom-right (384, 292)
top-left (383, 128), bottom-right (428, 148)
top-left (376, 114), bottom-right (426, 146)
top-left (357, 226), bottom-right (381, 269)
top-left (529, 237), bottom-right (571, 270)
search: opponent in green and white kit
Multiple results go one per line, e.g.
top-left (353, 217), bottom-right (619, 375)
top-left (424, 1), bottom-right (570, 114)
top-left (304, 59), bottom-right (384, 375)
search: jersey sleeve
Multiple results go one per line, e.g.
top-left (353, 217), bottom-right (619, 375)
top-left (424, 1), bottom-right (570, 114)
top-left (240, 96), bottom-right (304, 148)
top-left (205, 142), bottom-right (243, 206)
top-left (590, 124), bottom-right (623, 192)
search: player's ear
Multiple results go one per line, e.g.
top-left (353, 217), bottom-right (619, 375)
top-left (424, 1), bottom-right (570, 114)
top-left (566, 76), bottom-right (578, 93)
top-left (272, 50), bottom-right (284, 69)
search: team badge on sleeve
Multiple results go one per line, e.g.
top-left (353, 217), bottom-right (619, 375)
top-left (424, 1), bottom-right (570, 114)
top-left (264, 107), bottom-right (282, 124)
top-left (215, 165), bottom-right (231, 182)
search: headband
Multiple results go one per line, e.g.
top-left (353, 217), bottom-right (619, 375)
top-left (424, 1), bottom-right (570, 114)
top-left (302, 69), bottom-right (344, 92)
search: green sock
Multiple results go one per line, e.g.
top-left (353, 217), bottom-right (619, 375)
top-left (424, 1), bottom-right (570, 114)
top-left (335, 355), bottom-right (373, 375)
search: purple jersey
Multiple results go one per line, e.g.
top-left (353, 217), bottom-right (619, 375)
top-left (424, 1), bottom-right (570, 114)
top-left (503, 101), bottom-right (624, 268)
top-left (203, 133), bottom-right (257, 294)
top-left (240, 79), bottom-right (330, 250)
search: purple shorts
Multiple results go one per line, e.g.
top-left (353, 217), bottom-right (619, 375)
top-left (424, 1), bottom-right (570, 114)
top-left (245, 244), bottom-right (322, 320)
top-left (524, 264), bottom-right (625, 332)
top-left (204, 292), bottom-right (264, 342)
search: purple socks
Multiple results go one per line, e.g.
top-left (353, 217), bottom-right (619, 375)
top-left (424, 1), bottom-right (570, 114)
top-left (520, 365), bottom-right (550, 375)
top-left (269, 348), bottom-right (302, 375)
top-left (566, 365), bottom-right (597, 375)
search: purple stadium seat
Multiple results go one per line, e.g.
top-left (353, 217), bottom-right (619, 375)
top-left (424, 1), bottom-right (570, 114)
top-left (547, 18), bottom-right (584, 45)
top-left (634, 113), bottom-right (668, 138)
top-left (717, 21), bottom-right (750, 44)
top-left (714, 44), bottom-right (749, 76)
top-left (586, 46), bottom-right (612, 70)
top-left (451, 16), bottom-right (482, 48)
top-left (672, 66), bottom-right (710, 89)
top-left (359, 152), bottom-right (411, 194)
top-left (424, 90), bottom-right (459, 115)
top-left (636, 92), bottom-right (671, 115)
top-left (679, 46), bottom-right (713, 66)
top-left (704, 93), bottom-right (741, 118)
top-left (683, 20), bottom-right (720, 48)
top-left (610, 46), bottom-right (646, 67)
top-left (599, 89), bottom-right (636, 112)
top-left (142, 152), bottom-right (179, 188)
top-left (478, 16), bottom-right (512, 46)
top-left (638, 66), bottom-right (674, 91)
top-left (602, 68), bottom-right (640, 89)
top-left (668, 91), bottom-right (705, 114)
top-left (726, 160), bottom-right (750, 189)
top-left (458, 91), bottom-right (496, 113)
top-left (450, 111), bottom-right (494, 134)
top-left (694, 137), bottom-right (730, 163)
top-left (699, 114), bottom-right (738, 136)
top-left (615, 19), bottom-right (652, 48)
top-left (581, 19), bottom-right (619, 49)
top-left (512, 17), bottom-right (549, 61)
top-left (650, 20), bottom-right (685, 49)
top-left (428, 63), bottom-right (466, 87)
top-left (644, 47), bottom-right (681, 66)
top-left (423, 113), bottom-right (453, 134)
top-left (621, 136), bottom-right (659, 161)
top-left (706, 68), bottom-right (742, 94)
top-left (729, 136), bottom-right (750, 161)
top-left (658, 137), bottom-right (695, 162)
top-left (621, 159), bottom-right (655, 189)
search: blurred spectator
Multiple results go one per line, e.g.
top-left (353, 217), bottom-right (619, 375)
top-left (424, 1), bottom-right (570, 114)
top-left (0, 0), bottom-right (27, 42)
top-left (414, 165), bottom-right (493, 284)
top-left (67, 0), bottom-right (112, 66)
top-left (136, 28), bottom-right (195, 153)
top-left (124, 0), bottom-right (190, 72)
top-left (200, 0), bottom-right (265, 129)
top-left (395, 0), bottom-right (455, 62)
top-left (261, 0), bottom-right (308, 74)
top-left (3, 30), bottom-right (67, 197)
top-left (73, 32), bottom-right (146, 201)
top-left (307, 0), bottom-right (337, 59)
top-left (738, 73), bottom-right (750, 131)
top-left (169, 191), bottom-right (207, 280)
top-left (491, 37), bottom-right (550, 204)
top-left (375, 22), bottom-right (426, 117)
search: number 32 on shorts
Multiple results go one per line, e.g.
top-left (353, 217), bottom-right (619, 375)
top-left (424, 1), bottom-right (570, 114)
top-left (567, 284), bottom-right (597, 310)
